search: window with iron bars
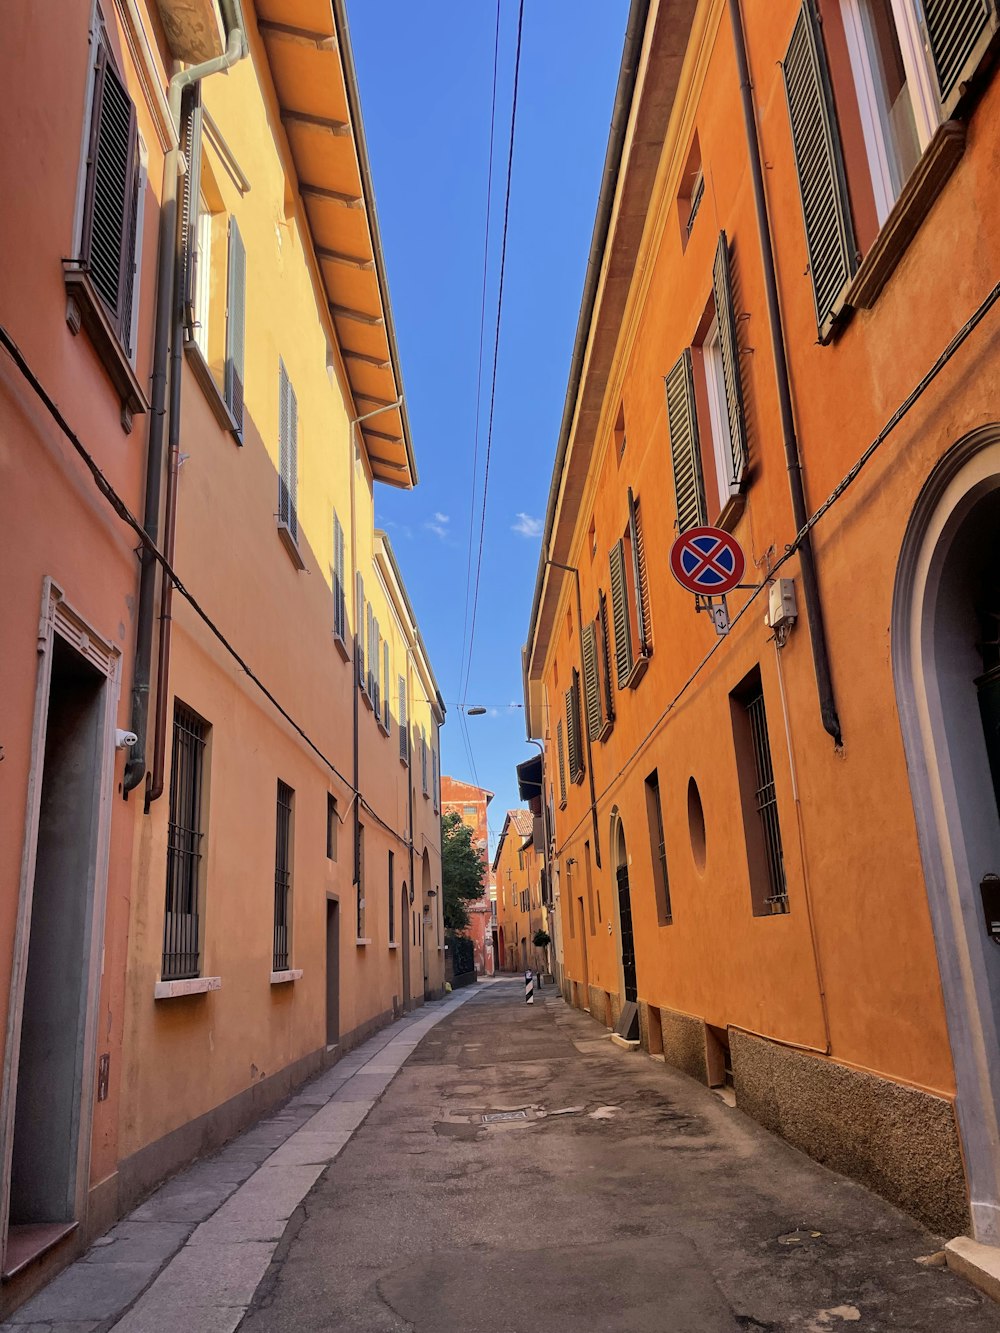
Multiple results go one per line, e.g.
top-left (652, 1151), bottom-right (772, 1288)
top-left (730, 668), bottom-right (788, 915)
top-left (274, 780), bottom-right (293, 970)
top-left (163, 703), bottom-right (208, 980)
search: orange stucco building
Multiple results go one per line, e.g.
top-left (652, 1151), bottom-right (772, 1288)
top-left (524, 0), bottom-right (1000, 1243)
top-left (493, 809), bottom-right (550, 977)
top-left (441, 776), bottom-right (495, 974)
top-left (1, 0), bottom-right (444, 1311)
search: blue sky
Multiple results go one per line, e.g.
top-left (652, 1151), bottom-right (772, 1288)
top-left (348, 0), bottom-right (629, 855)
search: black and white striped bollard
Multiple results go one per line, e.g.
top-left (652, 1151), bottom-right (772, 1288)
top-left (524, 970), bottom-right (534, 1004)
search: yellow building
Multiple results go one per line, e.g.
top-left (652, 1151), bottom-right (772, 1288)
top-left (112, 0), bottom-right (445, 1211)
top-left (493, 810), bottom-right (549, 976)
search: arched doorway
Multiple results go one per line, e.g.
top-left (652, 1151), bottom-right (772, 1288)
top-left (611, 810), bottom-right (637, 1003)
top-left (400, 881), bottom-right (410, 1006)
top-left (893, 426), bottom-right (1000, 1244)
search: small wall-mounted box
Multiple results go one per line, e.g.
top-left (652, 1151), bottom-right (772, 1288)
top-left (766, 578), bottom-right (797, 630)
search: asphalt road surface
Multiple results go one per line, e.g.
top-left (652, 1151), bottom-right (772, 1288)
top-left (240, 978), bottom-right (1000, 1332)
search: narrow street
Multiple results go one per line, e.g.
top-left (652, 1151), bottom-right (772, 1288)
top-left (235, 979), bottom-right (996, 1333)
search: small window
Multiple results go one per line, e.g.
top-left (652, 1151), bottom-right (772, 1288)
top-left (677, 133), bottom-right (704, 248)
top-left (327, 793), bottom-right (338, 860)
top-left (389, 850), bottom-right (396, 944)
top-left (274, 781), bottom-right (293, 971)
top-left (164, 703), bottom-right (209, 981)
top-left (357, 823), bottom-right (366, 939)
top-left (614, 404), bottom-right (627, 464)
top-left (398, 675), bottom-right (409, 763)
top-left (645, 770), bottom-right (672, 925)
top-left (731, 668), bottom-right (788, 915)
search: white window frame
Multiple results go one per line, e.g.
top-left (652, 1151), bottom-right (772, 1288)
top-left (840, 0), bottom-right (940, 225)
top-left (703, 318), bottom-right (735, 515)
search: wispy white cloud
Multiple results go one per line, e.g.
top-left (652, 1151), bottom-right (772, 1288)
top-left (383, 519), bottom-right (413, 540)
top-left (425, 512), bottom-right (451, 540)
top-left (512, 512), bottom-right (543, 538)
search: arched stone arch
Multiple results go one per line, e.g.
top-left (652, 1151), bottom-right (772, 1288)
top-left (892, 424), bottom-right (1000, 1243)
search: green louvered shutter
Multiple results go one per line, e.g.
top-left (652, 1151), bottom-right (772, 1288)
top-left (712, 231), bottom-right (748, 487)
top-left (782, 1), bottom-right (857, 340)
top-left (628, 489), bottom-right (652, 657)
top-left (665, 351), bottom-right (706, 534)
top-left (366, 603), bottom-right (375, 699)
top-left (277, 362), bottom-right (297, 542)
top-left (180, 87), bottom-right (203, 331)
top-left (80, 38), bottom-right (140, 347)
top-left (556, 719), bottom-right (567, 805)
top-left (333, 511), bottom-right (346, 640)
top-left (922, 0), bottom-right (996, 108)
top-left (398, 676), bottom-right (408, 761)
top-left (609, 540), bottom-right (633, 687)
top-left (356, 571), bottom-right (365, 688)
top-left (582, 621), bottom-right (603, 741)
top-left (225, 218), bottom-right (246, 440)
top-left (597, 591), bottom-right (615, 728)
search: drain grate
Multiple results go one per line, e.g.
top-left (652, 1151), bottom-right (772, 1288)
top-left (482, 1110), bottom-right (528, 1123)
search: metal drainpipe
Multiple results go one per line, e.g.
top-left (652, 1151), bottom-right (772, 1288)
top-left (124, 2), bottom-right (248, 795)
top-left (727, 0), bottom-right (842, 746)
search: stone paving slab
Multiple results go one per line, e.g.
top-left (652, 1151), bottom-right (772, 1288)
top-left (0, 985), bottom-right (485, 1333)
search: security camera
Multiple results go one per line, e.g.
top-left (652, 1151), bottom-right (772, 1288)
top-left (115, 729), bottom-right (138, 750)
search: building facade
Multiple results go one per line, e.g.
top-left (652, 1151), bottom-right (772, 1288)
top-left (524, 0), bottom-right (1000, 1243)
top-left (440, 776), bottom-right (494, 974)
top-left (493, 810), bottom-right (549, 976)
top-left (0, 0), bottom-right (443, 1311)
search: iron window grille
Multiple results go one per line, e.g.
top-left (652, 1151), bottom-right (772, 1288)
top-left (163, 704), bottom-right (208, 980)
top-left (274, 780), bottom-right (293, 970)
top-left (745, 688), bottom-right (788, 913)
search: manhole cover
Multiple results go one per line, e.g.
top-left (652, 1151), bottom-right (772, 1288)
top-left (482, 1110), bottom-right (528, 1123)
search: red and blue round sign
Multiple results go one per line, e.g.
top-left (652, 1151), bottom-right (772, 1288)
top-left (669, 526), bottom-right (746, 596)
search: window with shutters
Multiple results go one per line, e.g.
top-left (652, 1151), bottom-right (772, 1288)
top-left (277, 360), bottom-right (303, 567)
top-left (181, 95), bottom-right (244, 443)
top-left (388, 850), bottom-right (396, 945)
top-left (356, 572), bottom-right (367, 694)
top-left (687, 233), bottom-right (749, 522)
top-left (421, 727), bottom-right (429, 796)
top-left (363, 602), bottom-right (375, 708)
top-left (565, 671), bottom-right (584, 784)
top-left (582, 619), bottom-right (604, 742)
top-left (333, 511), bottom-right (348, 655)
top-left (556, 720), bottom-right (567, 808)
top-left (613, 403), bottom-right (627, 464)
top-left (327, 793), bottom-right (338, 860)
top-left (665, 350), bottom-right (708, 534)
top-left (371, 616), bottom-right (382, 721)
top-left (609, 539), bottom-right (634, 687)
top-left (644, 770), bottom-right (672, 926)
top-left (609, 494), bottom-right (653, 693)
top-left (398, 675), bottom-right (409, 763)
top-left (731, 668), bottom-right (789, 916)
top-left (65, 21), bottom-right (148, 428)
top-left (596, 592), bottom-right (616, 736)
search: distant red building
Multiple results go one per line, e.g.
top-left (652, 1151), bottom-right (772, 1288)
top-left (441, 777), bottom-right (495, 975)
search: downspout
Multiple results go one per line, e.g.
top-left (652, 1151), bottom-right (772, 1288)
top-left (728, 0), bottom-right (842, 746)
top-left (124, 2), bottom-right (249, 795)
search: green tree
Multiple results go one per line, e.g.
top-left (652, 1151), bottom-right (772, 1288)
top-left (441, 811), bottom-right (485, 930)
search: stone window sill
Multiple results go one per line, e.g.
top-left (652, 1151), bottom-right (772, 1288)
top-left (154, 976), bottom-right (221, 999)
top-left (63, 264), bottom-right (149, 432)
top-left (388, 942), bottom-right (399, 950)
top-left (622, 654), bottom-right (650, 691)
top-left (714, 490), bottom-right (746, 533)
top-left (270, 968), bottom-right (303, 984)
top-left (361, 687), bottom-right (374, 711)
top-left (333, 630), bottom-right (350, 661)
top-left (846, 121), bottom-right (966, 311)
top-left (355, 937), bottom-right (372, 946)
top-left (377, 716), bottom-right (390, 737)
top-left (277, 520), bottom-right (306, 570)
top-left (183, 336), bottom-right (240, 438)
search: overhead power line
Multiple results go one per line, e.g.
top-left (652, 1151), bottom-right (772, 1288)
top-left (460, 0), bottom-right (526, 707)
